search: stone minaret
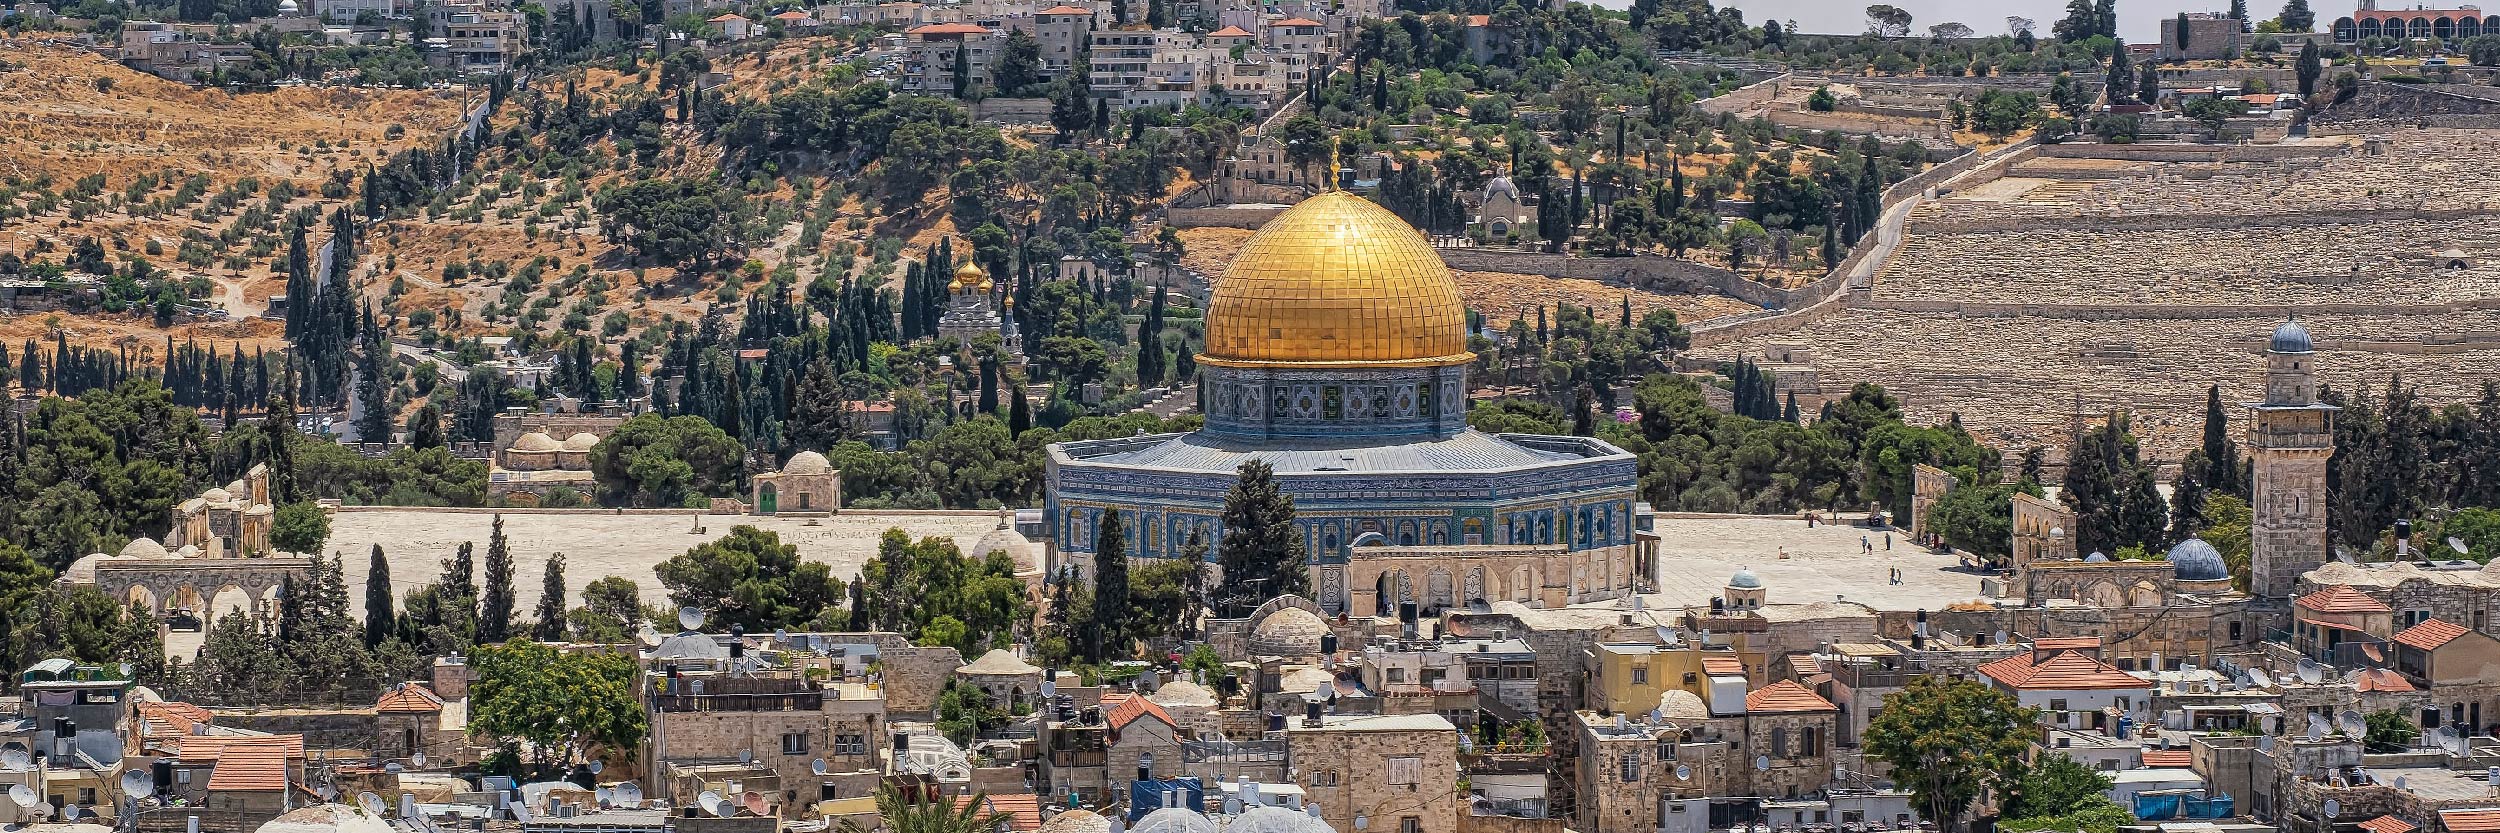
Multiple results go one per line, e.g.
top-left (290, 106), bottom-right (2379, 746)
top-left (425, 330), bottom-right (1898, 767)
top-left (2247, 319), bottom-right (2338, 599)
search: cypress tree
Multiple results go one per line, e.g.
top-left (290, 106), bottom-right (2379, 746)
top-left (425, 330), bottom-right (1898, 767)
top-left (978, 355), bottom-right (1000, 415)
top-left (1215, 461), bottom-right (1309, 617)
top-left (364, 545), bottom-right (393, 647)
top-left (478, 515), bottom-right (516, 643)
top-left (1089, 511), bottom-right (1130, 662)
top-left (441, 540), bottom-right (478, 642)
top-left (1008, 374), bottom-right (1032, 435)
top-left (2171, 462), bottom-right (2210, 543)
top-left (534, 551), bottom-right (569, 642)
top-left (1174, 338), bottom-right (1196, 382)
top-left (2201, 385), bottom-right (2244, 496)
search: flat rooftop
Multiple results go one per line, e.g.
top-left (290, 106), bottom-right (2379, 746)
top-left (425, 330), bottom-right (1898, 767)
top-left (1637, 514), bottom-right (1987, 612)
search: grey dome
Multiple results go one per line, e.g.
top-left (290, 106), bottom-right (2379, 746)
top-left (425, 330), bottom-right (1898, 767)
top-left (1727, 569), bottom-right (1762, 589)
top-left (2271, 319), bottom-right (2314, 354)
top-left (2083, 551), bottom-right (2109, 563)
top-left (2168, 537), bottom-right (2229, 581)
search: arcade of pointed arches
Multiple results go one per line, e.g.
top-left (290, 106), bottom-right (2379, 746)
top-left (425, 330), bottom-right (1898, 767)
top-left (90, 559), bottom-right (312, 633)
top-left (2333, 11), bottom-right (2498, 41)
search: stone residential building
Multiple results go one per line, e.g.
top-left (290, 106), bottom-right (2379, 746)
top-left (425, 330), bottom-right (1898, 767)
top-left (1739, 681), bottom-right (1839, 800)
top-left (2391, 618), bottom-right (2500, 734)
top-left (903, 23), bottom-right (998, 95)
top-left (1285, 713), bottom-right (1460, 833)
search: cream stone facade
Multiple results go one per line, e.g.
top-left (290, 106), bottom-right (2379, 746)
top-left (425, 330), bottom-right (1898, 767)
top-left (1285, 713), bottom-right (1460, 833)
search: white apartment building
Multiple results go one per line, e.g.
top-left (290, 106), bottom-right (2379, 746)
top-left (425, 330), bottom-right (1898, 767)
top-left (902, 22), bottom-right (999, 95)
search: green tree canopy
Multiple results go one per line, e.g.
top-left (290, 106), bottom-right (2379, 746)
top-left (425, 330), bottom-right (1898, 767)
top-left (654, 526), bottom-right (846, 633)
top-left (469, 640), bottom-right (648, 773)
top-left (1863, 676), bottom-right (2038, 833)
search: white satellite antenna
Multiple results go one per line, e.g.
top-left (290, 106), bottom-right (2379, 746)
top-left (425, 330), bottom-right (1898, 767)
top-left (810, 759), bottom-right (828, 776)
top-left (774, 628), bottom-right (789, 645)
top-left (318, 785), bottom-right (339, 803)
top-left (60, 804), bottom-right (77, 821)
top-left (1224, 798), bottom-right (1245, 815)
top-left (698, 791), bottom-right (724, 817)
top-left (122, 769), bottom-right (154, 797)
top-left (1755, 755), bottom-right (1772, 772)
top-left (2341, 710), bottom-right (2368, 737)
top-left (2397, 776), bottom-right (2411, 790)
top-left (638, 622), bottom-right (662, 648)
top-left (358, 792), bottom-right (386, 817)
top-left (1675, 765), bottom-right (1693, 781)
top-left (614, 783), bottom-right (643, 808)
top-left (2335, 546), bottom-right (2359, 564)
top-left (597, 788), bottom-right (614, 808)
top-left (2325, 799), bottom-right (2342, 819)
top-left (118, 662), bottom-right (134, 678)
top-left (412, 752), bottom-right (428, 769)
top-left (2, 747), bottom-right (31, 771)
top-left (2298, 658), bottom-right (2324, 684)
top-left (737, 748), bottom-right (754, 764)
top-left (678, 606), bottom-right (707, 632)
top-left (11, 785), bottom-right (39, 809)
top-left (2452, 537), bottom-right (2471, 555)
top-left (588, 760), bottom-right (603, 775)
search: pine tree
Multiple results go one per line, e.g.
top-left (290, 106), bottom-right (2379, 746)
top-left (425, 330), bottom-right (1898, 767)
top-left (1174, 338), bottom-right (1196, 382)
top-left (1216, 461), bottom-right (1309, 616)
top-left (478, 514), bottom-right (516, 642)
top-left (365, 544), bottom-right (394, 647)
top-left (535, 551), bottom-right (569, 641)
top-left (1089, 511), bottom-right (1130, 662)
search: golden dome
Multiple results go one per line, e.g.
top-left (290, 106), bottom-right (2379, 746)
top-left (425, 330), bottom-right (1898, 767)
top-left (1201, 191), bottom-right (1470, 368)
top-left (953, 260), bottom-right (987, 290)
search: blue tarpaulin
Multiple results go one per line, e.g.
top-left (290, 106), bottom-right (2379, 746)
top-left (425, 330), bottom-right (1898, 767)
top-left (2134, 792), bottom-right (2232, 820)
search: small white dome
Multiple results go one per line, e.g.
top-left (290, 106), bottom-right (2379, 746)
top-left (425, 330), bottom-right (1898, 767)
top-left (120, 538), bottom-right (169, 560)
top-left (1658, 688), bottom-right (1710, 720)
top-left (562, 432), bottom-right (601, 451)
top-left (276, 0), bottom-right (300, 11)
top-left (512, 432), bottom-right (562, 452)
top-left (201, 488), bottom-right (234, 504)
top-left (1727, 569), bottom-right (1762, 589)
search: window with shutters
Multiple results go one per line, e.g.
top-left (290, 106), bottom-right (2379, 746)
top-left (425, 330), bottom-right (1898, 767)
top-left (1386, 756), bottom-right (1420, 786)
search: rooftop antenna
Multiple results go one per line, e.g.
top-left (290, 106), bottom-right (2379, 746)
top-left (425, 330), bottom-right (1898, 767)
top-left (2453, 537), bottom-right (2471, 556)
top-left (357, 792), bottom-right (385, 817)
top-left (698, 791), bottom-right (724, 817)
top-left (2, 747), bottom-right (30, 771)
top-left (614, 783), bottom-right (642, 808)
top-left (121, 769), bottom-right (155, 799)
top-left (678, 605), bottom-right (706, 633)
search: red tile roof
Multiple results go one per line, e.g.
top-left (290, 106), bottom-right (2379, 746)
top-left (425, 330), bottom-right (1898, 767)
top-left (2359, 816), bottom-right (2419, 833)
top-left (773, 10), bottom-right (812, 20)
top-left (202, 737), bottom-right (300, 792)
top-left (1274, 17), bottom-right (1322, 26)
top-left (1105, 693), bottom-right (1174, 732)
top-left (955, 794), bottom-right (1042, 831)
top-left (1744, 680), bottom-right (1835, 713)
top-left (1702, 656), bottom-right (1745, 676)
top-left (2354, 668), bottom-right (2416, 693)
top-left (1206, 24), bottom-right (1252, 36)
top-left (1037, 4), bottom-right (1091, 13)
top-left (1979, 650), bottom-right (2149, 691)
top-left (2441, 810), bottom-right (2500, 833)
top-left (136, 701), bottom-right (215, 739)
top-left (2033, 636), bottom-right (2101, 651)
top-left (708, 13), bottom-right (747, 21)
top-left (2140, 749), bottom-right (2192, 768)
top-left (1464, 13), bottom-right (1489, 25)
top-left (2395, 618), bottom-right (2472, 651)
top-left (2296, 585), bottom-right (2392, 614)
top-left (375, 683), bottom-right (445, 714)
top-left (909, 22), bottom-right (991, 34)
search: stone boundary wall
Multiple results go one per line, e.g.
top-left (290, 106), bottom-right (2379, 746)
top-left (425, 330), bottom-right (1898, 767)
top-left (1694, 72), bottom-right (1789, 116)
top-left (1685, 139), bottom-right (2035, 348)
top-left (2030, 141), bottom-right (2352, 163)
top-left (2313, 114), bottom-right (2500, 134)
top-left (1436, 248), bottom-right (1788, 308)
top-left (331, 505), bottom-right (999, 517)
top-left (1168, 205), bottom-right (1289, 229)
top-left (1845, 296), bottom-right (2500, 320)
top-left (971, 97), bottom-right (1054, 123)
top-left (1908, 205), bottom-right (2496, 236)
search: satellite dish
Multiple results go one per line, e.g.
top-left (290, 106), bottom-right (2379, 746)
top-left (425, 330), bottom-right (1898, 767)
top-left (738, 748), bottom-right (754, 764)
top-left (412, 751), bottom-right (427, 768)
top-left (588, 760), bottom-right (603, 775)
top-left (384, 762), bottom-right (404, 773)
top-left (597, 788), bottom-right (614, 808)
top-left (775, 628), bottom-right (789, 644)
top-left (2, 747), bottom-right (31, 771)
top-left (1755, 755), bottom-right (1772, 772)
top-left (2453, 537), bottom-right (2472, 555)
top-left (122, 769), bottom-right (154, 797)
top-left (60, 804), bottom-right (77, 821)
top-left (2298, 659), bottom-right (2324, 685)
top-left (638, 622), bottom-right (662, 648)
top-left (10, 785), bottom-right (38, 809)
top-left (358, 792), bottom-right (386, 817)
top-left (117, 662), bottom-right (134, 678)
top-left (678, 606), bottom-right (707, 632)
top-left (1676, 765), bottom-right (1693, 781)
top-left (318, 785), bottom-right (338, 802)
top-left (2325, 799), bottom-right (2342, 819)
top-left (811, 759), bottom-right (828, 776)
top-left (698, 791), bottom-right (724, 817)
top-left (614, 783), bottom-right (643, 808)
top-left (2336, 547), bottom-right (2359, 565)
top-left (2397, 776), bottom-right (2410, 790)
top-left (1224, 798), bottom-right (1244, 815)
top-left (743, 793), bottom-right (767, 817)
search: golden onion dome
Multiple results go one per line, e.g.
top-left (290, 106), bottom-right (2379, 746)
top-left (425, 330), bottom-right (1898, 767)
top-left (1201, 191), bottom-right (1470, 368)
top-left (953, 260), bottom-right (987, 289)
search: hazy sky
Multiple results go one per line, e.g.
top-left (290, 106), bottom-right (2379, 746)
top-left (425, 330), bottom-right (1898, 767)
top-left (1582, 0), bottom-right (2320, 45)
